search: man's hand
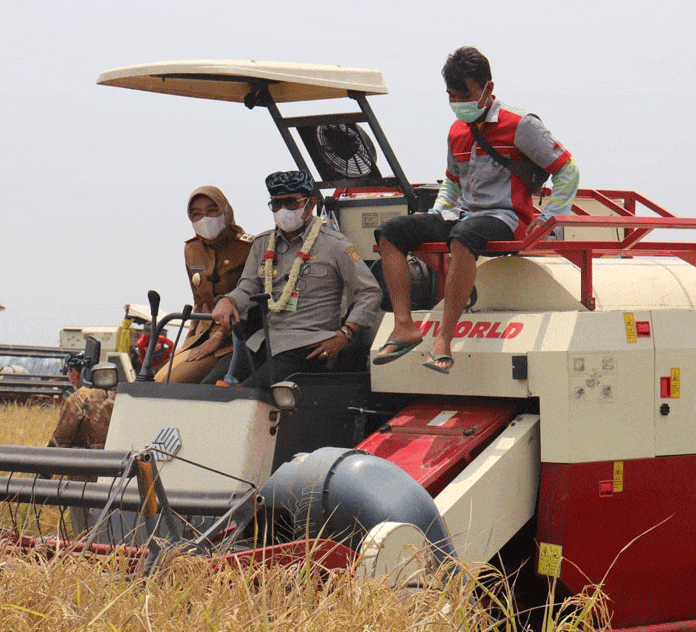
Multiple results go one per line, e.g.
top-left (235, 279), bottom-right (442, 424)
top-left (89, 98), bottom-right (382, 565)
top-left (212, 296), bottom-right (239, 332)
top-left (526, 216), bottom-right (548, 235)
top-left (306, 332), bottom-right (349, 361)
top-left (186, 333), bottom-right (225, 362)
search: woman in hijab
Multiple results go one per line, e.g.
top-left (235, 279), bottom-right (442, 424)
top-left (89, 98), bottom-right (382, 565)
top-left (155, 186), bottom-right (254, 383)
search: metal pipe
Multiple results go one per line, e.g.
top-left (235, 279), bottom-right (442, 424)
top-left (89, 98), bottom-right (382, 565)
top-left (0, 476), bottom-right (239, 515)
top-left (165, 304), bottom-right (193, 382)
top-left (0, 445), bottom-right (135, 478)
top-left (141, 453), bottom-right (181, 542)
top-left (350, 92), bottom-right (417, 213)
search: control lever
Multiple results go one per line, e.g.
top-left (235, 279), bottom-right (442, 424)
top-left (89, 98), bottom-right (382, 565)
top-left (164, 304), bottom-right (193, 383)
top-left (138, 290), bottom-right (161, 381)
top-left (250, 293), bottom-right (273, 384)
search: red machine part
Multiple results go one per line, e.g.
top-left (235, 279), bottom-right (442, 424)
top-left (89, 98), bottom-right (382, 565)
top-left (136, 333), bottom-right (174, 368)
top-left (357, 399), bottom-right (521, 497)
top-left (537, 457), bottom-right (696, 628)
top-left (214, 539), bottom-right (355, 572)
top-left (0, 529), bottom-right (353, 575)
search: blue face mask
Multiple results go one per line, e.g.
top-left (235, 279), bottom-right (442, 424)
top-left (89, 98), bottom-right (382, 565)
top-left (450, 100), bottom-right (486, 123)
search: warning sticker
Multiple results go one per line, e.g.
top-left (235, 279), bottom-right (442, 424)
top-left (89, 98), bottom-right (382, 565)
top-left (569, 354), bottom-right (617, 406)
top-left (613, 461), bottom-right (624, 493)
top-left (538, 543), bottom-right (563, 577)
top-left (624, 313), bottom-right (637, 343)
top-left (671, 368), bottom-right (681, 399)
top-left (361, 213), bottom-right (379, 229)
top-left (427, 411), bottom-right (458, 427)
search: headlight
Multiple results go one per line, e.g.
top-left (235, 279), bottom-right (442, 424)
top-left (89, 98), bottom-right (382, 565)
top-left (271, 381), bottom-right (300, 411)
top-left (91, 362), bottom-right (119, 390)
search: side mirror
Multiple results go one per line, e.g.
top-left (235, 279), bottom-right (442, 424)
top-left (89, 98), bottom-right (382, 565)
top-left (80, 335), bottom-right (101, 387)
top-left (84, 335), bottom-right (101, 368)
top-left (91, 362), bottom-right (119, 390)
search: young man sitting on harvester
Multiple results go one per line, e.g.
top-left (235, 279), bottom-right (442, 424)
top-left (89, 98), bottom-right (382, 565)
top-left (373, 46), bottom-right (580, 374)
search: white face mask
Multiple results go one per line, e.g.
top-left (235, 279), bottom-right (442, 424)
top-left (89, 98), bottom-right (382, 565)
top-left (193, 214), bottom-right (226, 240)
top-left (273, 203), bottom-right (308, 233)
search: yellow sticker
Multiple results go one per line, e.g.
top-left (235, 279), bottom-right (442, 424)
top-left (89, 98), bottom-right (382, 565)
top-left (613, 461), bottom-right (623, 493)
top-left (671, 368), bottom-right (681, 398)
top-left (624, 313), bottom-right (637, 343)
top-left (538, 542), bottom-right (563, 577)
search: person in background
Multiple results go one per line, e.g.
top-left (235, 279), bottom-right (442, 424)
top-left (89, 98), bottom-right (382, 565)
top-left (373, 46), bottom-right (579, 373)
top-left (155, 186), bottom-right (254, 383)
top-left (211, 170), bottom-right (382, 388)
top-left (48, 352), bottom-right (115, 451)
top-left (47, 352), bottom-right (115, 535)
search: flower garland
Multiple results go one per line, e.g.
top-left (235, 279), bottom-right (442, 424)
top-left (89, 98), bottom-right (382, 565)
top-left (263, 217), bottom-right (323, 312)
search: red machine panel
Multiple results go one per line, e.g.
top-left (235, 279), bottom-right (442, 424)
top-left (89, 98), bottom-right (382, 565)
top-left (538, 457), bottom-right (696, 628)
top-left (357, 399), bottom-right (520, 496)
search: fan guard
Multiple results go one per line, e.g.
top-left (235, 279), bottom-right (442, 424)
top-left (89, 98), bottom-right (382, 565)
top-left (314, 124), bottom-right (378, 178)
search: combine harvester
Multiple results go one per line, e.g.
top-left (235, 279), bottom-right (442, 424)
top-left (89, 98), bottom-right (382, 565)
top-left (2, 60), bottom-right (696, 630)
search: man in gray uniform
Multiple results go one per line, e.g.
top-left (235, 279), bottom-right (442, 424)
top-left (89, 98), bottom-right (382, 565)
top-left (212, 170), bottom-right (382, 387)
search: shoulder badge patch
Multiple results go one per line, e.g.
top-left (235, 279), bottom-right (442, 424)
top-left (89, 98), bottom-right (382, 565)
top-left (345, 245), bottom-right (361, 262)
top-left (238, 233), bottom-right (255, 243)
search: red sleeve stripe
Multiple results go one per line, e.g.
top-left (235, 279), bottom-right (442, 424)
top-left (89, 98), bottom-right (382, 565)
top-left (546, 150), bottom-right (572, 175)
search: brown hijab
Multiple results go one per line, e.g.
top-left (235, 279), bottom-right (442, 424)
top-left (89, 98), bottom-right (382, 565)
top-left (188, 185), bottom-right (245, 240)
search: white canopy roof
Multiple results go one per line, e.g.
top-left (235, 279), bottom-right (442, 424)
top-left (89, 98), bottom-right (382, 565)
top-left (97, 60), bottom-right (388, 103)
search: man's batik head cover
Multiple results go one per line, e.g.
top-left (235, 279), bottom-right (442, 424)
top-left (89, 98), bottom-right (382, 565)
top-left (265, 170), bottom-right (315, 197)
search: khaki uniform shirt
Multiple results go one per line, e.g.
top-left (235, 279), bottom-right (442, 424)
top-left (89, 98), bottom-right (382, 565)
top-left (182, 229), bottom-right (253, 357)
top-left (228, 222), bottom-right (382, 355)
top-left (48, 387), bottom-right (115, 450)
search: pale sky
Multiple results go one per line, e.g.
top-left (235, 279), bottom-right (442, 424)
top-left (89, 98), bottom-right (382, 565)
top-left (2, 0), bottom-right (696, 346)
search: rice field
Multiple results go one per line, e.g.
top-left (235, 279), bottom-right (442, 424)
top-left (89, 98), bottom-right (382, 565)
top-left (0, 402), bottom-right (609, 631)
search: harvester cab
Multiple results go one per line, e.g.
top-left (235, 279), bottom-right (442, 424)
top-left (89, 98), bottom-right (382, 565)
top-left (4, 60), bottom-right (696, 629)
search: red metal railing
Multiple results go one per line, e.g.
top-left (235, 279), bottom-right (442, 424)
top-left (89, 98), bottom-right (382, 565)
top-left (405, 190), bottom-right (696, 310)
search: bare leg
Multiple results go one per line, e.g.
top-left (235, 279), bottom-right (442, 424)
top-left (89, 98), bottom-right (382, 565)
top-left (374, 236), bottom-right (423, 357)
top-left (430, 240), bottom-right (476, 371)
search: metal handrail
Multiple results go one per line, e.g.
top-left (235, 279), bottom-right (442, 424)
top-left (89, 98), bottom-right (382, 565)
top-left (400, 189), bottom-right (696, 310)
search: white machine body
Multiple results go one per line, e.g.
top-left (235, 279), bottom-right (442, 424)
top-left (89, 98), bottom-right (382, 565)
top-left (371, 255), bottom-right (696, 465)
top-left (103, 385), bottom-right (279, 494)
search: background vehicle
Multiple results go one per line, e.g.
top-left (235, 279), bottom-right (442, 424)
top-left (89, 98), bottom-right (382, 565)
top-left (0, 344), bottom-right (73, 402)
top-left (0, 303), bottom-right (180, 402)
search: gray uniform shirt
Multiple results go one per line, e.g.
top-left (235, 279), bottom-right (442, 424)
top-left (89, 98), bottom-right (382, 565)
top-left (435, 99), bottom-right (572, 232)
top-left (227, 221), bottom-right (382, 355)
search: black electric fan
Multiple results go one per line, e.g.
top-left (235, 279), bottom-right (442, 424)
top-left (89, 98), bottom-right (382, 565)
top-left (298, 123), bottom-right (381, 181)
